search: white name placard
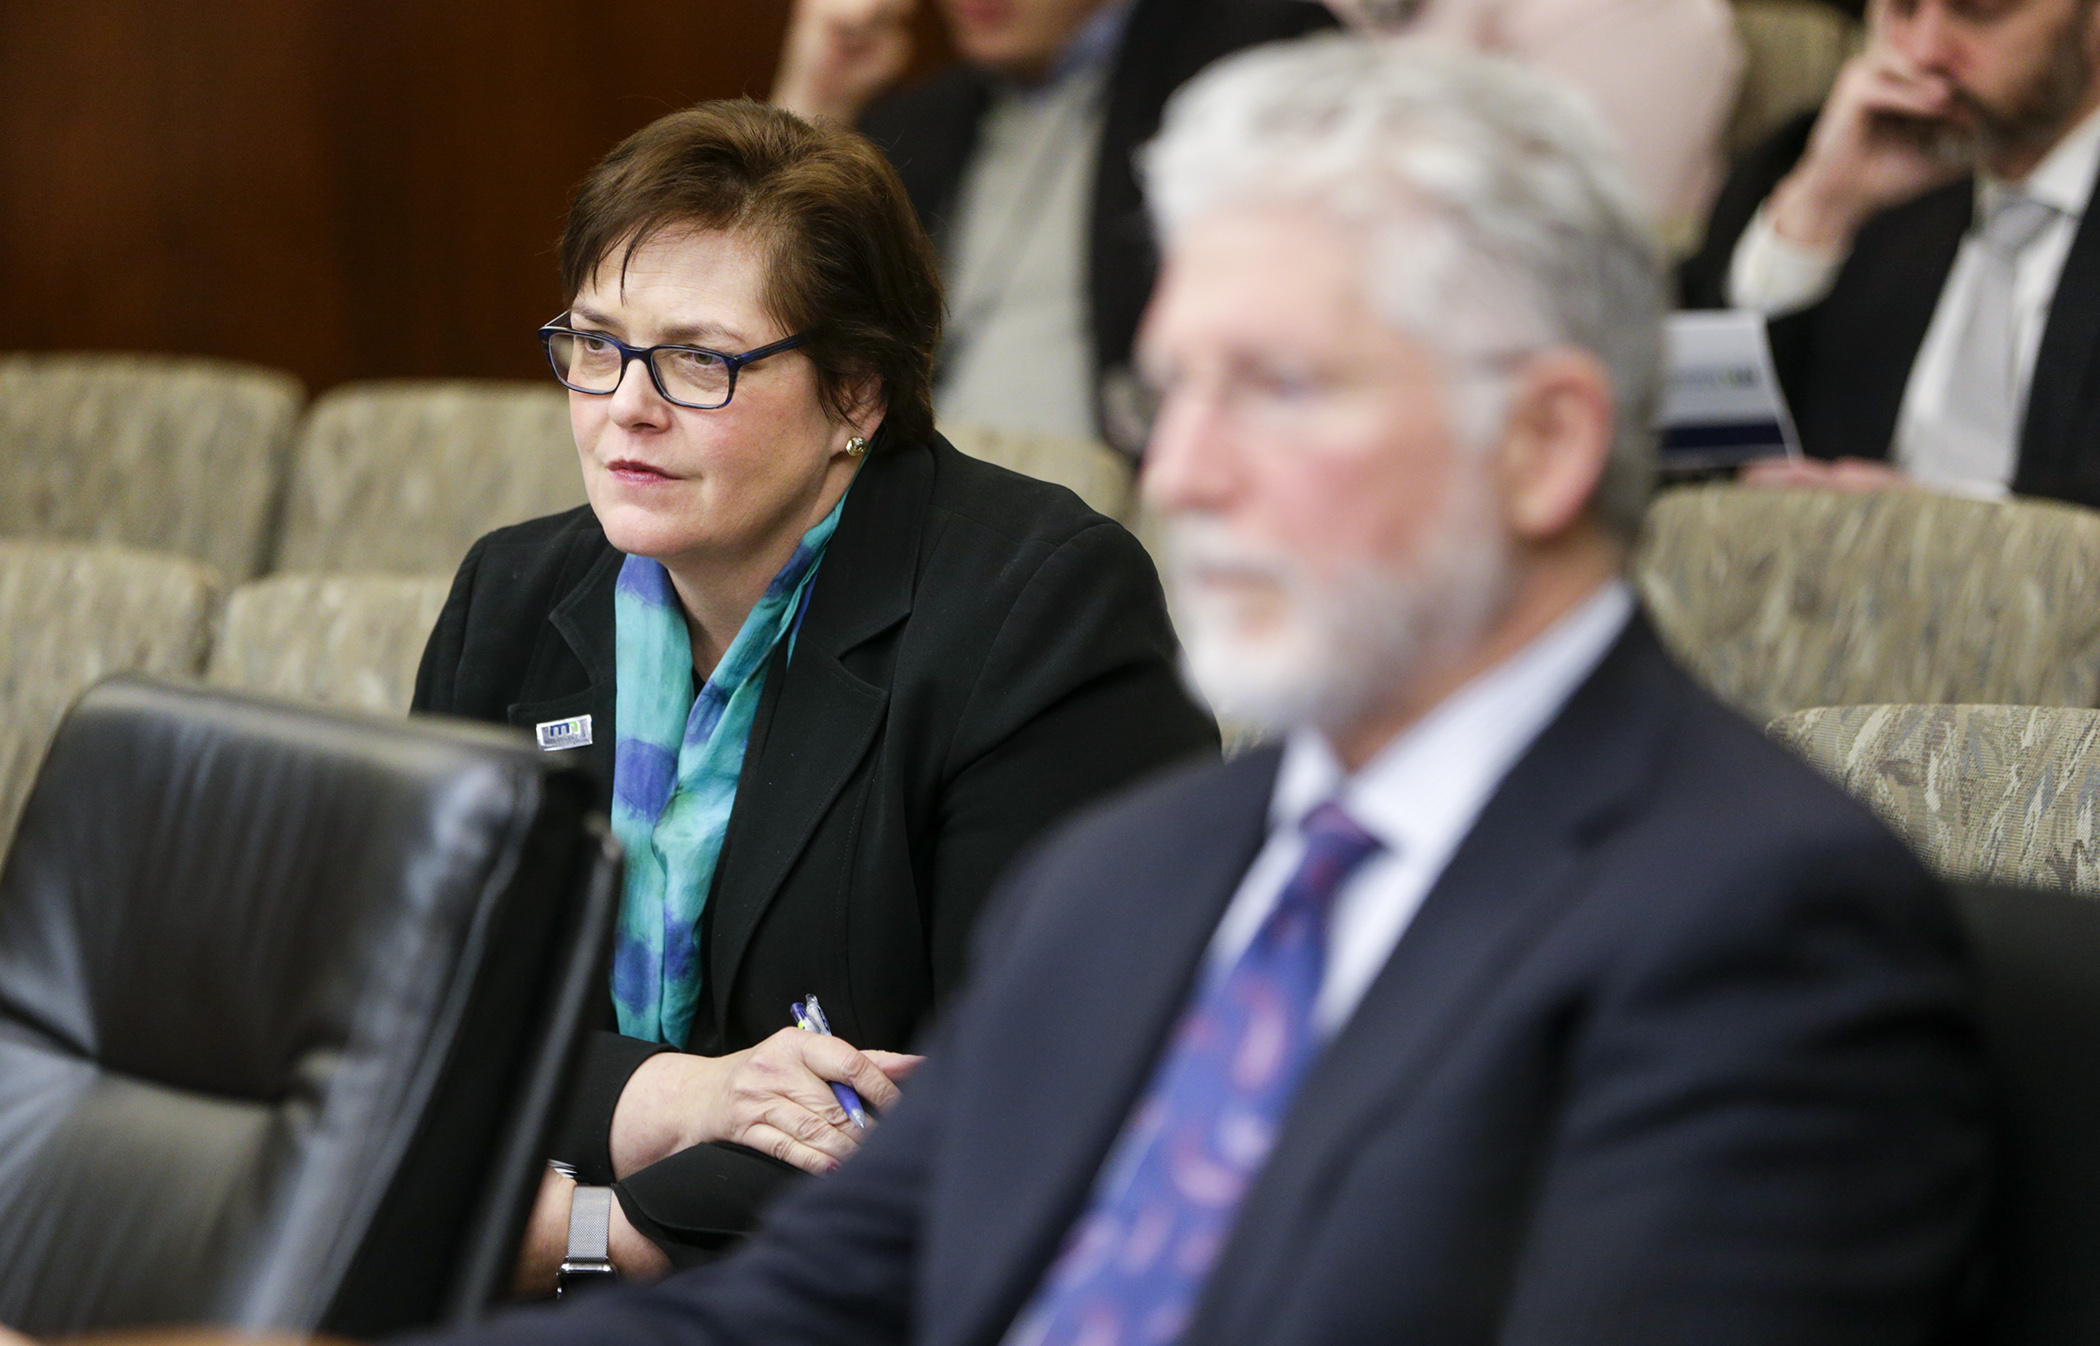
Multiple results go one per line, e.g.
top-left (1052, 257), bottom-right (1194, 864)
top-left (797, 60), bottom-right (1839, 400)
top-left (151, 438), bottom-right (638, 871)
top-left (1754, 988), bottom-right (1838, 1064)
top-left (1656, 310), bottom-right (1801, 466)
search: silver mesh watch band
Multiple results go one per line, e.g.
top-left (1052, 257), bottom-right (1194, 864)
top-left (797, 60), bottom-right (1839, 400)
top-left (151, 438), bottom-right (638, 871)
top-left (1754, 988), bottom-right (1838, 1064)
top-left (556, 1184), bottom-right (618, 1298)
top-left (567, 1185), bottom-right (613, 1261)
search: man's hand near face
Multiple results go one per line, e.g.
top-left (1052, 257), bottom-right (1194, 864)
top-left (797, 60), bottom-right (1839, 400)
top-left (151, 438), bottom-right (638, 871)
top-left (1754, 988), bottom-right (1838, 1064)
top-left (1765, 38), bottom-right (1975, 252)
top-left (772, 0), bottom-right (918, 124)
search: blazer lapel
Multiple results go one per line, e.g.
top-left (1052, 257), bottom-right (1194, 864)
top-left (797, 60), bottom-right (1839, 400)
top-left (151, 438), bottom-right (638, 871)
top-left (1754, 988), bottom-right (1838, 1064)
top-left (1184, 619), bottom-right (1683, 1344)
top-left (702, 441), bottom-right (931, 1027)
top-left (2017, 180), bottom-right (2100, 497)
top-left (1773, 180), bottom-right (1970, 461)
top-left (932, 747), bottom-right (1284, 1346)
top-left (508, 543), bottom-right (620, 794)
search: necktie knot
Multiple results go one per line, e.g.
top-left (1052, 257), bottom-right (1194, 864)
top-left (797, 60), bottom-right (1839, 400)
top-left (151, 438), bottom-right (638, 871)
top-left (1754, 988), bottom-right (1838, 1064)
top-left (1285, 801), bottom-right (1383, 916)
top-left (1980, 191), bottom-right (2057, 259)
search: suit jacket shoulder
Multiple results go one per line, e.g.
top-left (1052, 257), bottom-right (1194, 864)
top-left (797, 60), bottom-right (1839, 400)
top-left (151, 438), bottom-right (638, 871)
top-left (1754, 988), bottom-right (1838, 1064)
top-left (411, 502), bottom-right (616, 736)
top-left (857, 65), bottom-right (989, 246)
top-left (921, 434), bottom-right (1118, 543)
top-left (1679, 108), bottom-right (1816, 308)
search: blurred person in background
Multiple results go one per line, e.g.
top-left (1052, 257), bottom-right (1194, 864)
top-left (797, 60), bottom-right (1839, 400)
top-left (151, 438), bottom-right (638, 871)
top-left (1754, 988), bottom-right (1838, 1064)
top-left (1685, 0), bottom-right (2100, 505)
top-left (401, 37), bottom-right (1987, 1346)
top-left (412, 98), bottom-right (1215, 1287)
top-left (1324, 0), bottom-right (1744, 247)
top-left (770, 0), bottom-right (1335, 453)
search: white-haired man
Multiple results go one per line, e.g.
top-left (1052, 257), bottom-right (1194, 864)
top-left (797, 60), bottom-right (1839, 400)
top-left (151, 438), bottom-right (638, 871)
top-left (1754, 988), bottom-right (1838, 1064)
top-left (414, 37), bottom-right (1986, 1346)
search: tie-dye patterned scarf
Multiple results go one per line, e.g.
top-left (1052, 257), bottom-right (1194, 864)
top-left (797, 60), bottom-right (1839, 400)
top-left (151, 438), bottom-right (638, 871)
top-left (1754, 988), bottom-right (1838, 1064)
top-left (608, 493), bottom-right (845, 1045)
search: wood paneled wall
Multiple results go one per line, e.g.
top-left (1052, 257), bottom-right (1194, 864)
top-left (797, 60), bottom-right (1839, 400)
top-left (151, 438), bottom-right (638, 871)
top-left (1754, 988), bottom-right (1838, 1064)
top-left (0, 2), bottom-right (953, 394)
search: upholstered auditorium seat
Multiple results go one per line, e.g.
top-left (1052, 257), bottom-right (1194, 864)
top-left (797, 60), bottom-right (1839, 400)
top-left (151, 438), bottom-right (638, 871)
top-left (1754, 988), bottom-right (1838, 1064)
top-left (0, 677), bottom-right (619, 1337)
top-left (1770, 704), bottom-right (2100, 895)
top-left (1638, 486), bottom-right (2100, 720)
top-left (0, 540), bottom-right (219, 860)
top-left (1723, 0), bottom-right (1860, 157)
top-left (941, 421), bottom-right (1136, 521)
top-left (273, 380), bottom-right (585, 576)
top-left (0, 353), bottom-right (303, 578)
top-left (207, 573), bottom-right (452, 714)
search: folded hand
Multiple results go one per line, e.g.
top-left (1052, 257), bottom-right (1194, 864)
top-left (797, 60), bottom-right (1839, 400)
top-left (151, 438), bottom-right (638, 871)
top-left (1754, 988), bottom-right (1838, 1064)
top-left (612, 1030), bottom-right (922, 1178)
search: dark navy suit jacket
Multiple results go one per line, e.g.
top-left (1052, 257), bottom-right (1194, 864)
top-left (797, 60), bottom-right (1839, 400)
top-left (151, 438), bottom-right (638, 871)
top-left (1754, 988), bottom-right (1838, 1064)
top-left (424, 615), bottom-right (1989, 1344)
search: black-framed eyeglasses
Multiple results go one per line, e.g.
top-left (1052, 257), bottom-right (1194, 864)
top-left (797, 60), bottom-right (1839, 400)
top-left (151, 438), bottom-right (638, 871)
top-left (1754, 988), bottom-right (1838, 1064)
top-left (537, 317), bottom-right (809, 410)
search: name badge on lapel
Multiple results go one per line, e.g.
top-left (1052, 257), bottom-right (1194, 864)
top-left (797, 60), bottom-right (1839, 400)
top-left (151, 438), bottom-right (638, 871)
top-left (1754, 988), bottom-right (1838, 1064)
top-left (536, 714), bottom-right (593, 752)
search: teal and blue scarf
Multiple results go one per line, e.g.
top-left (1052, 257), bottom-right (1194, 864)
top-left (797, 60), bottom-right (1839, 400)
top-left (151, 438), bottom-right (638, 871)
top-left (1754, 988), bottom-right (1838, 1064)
top-left (609, 494), bottom-right (846, 1044)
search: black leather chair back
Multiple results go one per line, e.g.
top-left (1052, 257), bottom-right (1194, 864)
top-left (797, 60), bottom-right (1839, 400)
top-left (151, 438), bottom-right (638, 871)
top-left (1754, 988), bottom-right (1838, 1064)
top-left (1950, 883), bottom-right (2100, 1344)
top-left (0, 676), bottom-right (618, 1337)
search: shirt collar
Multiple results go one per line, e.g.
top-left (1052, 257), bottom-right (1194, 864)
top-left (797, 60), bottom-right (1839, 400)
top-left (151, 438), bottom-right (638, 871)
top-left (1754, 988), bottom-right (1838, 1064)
top-left (1984, 100), bottom-right (2100, 220)
top-left (1269, 579), bottom-right (1635, 857)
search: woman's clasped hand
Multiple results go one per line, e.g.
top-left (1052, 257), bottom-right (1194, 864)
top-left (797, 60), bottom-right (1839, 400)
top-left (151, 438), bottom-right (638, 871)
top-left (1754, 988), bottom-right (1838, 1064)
top-left (611, 1031), bottom-right (923, 1178)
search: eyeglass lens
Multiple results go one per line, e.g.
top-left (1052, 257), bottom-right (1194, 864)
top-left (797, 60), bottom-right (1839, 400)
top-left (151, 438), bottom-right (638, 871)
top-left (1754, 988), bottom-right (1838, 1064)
top-left (546, 331), bottom-right (733, 408)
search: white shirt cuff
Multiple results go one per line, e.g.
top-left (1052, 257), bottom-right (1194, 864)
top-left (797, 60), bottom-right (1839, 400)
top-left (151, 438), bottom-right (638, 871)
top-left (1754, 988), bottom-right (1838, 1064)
top-left (1726, 204), bottom-right (1846, 316)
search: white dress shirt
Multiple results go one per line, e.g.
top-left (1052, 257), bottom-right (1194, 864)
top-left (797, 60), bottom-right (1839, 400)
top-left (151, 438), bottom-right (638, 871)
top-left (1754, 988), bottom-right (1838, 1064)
top-left (1205, 580), bottom-right (1634, 1035)
top-left (1727, 105), bottom-right (2100, 494)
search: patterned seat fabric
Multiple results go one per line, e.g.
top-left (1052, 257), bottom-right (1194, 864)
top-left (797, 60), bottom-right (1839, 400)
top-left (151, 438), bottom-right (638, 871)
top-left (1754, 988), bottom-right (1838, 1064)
top-left (0, 540), bottom-right (219, 856)
top-left (274, 380), bottom-right (585, 575)
top-left (942, 421), bottom-right (1136, 522)
top-left (1771, 703), bottom-right (2100, 895)
top-left (1637, 485), bottom-right (2100, 721)
top-left (1725, 0), bottom-right (1862, 156)
top-left (207, 574), bottom-right (453, 715)
top-left (0, 353), bottom-right (302, 578)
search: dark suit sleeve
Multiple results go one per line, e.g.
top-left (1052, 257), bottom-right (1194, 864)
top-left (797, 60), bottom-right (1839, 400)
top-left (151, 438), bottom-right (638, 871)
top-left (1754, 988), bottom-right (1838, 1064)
top-left (400, 1032), bottom-right (955, 1346)
top-left (1678, 110), bottom-right (1818, 309)
top-left (1497, 828), bottom-right (1989, 1343)
top-left (927, 519), bottom-right (1217, 999)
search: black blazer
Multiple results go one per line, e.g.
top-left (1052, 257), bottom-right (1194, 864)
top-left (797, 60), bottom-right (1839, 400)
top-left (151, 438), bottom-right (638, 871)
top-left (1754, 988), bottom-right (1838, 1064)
top-left (857, 0), bottom-right (1335, 430)
top-left (425, 617), bottom-right (1989, 1346)
top-left (1684, 109), bottom-right (2100, 507)
top-left (412, 434), bottom-right (1217, 1244)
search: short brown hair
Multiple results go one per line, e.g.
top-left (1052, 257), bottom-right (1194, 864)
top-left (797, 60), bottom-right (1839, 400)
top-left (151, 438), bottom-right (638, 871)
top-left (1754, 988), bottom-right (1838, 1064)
top-left (559, 100), bottom-right (945, 446)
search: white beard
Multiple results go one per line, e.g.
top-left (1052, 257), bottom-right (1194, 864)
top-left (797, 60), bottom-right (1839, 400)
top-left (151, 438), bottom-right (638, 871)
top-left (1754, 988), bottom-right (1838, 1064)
top-left (1163, 466), bottom-right (1514, 741)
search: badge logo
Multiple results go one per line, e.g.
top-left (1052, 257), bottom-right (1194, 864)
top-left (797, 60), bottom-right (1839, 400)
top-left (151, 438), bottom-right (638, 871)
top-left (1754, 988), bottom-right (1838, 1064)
top-left (536, 714), bottom-right (592, 751)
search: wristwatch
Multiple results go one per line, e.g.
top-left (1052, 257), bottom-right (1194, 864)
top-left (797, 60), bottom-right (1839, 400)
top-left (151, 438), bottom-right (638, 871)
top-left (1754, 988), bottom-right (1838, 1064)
top-left (556, 1182), bottom-right (620, 1298)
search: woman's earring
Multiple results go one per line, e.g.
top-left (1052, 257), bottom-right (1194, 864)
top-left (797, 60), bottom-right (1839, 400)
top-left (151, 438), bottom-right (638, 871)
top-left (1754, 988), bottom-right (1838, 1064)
top-left (845, 436), bottom-right (869, 458)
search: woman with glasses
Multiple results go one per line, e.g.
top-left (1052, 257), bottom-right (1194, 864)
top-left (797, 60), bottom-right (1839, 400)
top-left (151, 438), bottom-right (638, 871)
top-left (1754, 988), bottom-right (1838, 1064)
top-left (412, 100), bottom-right (1215, 1287)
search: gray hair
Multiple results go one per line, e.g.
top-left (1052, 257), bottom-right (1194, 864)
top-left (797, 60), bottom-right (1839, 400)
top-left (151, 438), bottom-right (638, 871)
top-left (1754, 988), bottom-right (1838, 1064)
top-left (1142, 35), bottom-right (1664, 542)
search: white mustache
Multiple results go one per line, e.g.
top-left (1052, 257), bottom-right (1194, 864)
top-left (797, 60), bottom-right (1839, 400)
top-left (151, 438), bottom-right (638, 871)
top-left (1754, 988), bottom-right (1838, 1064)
top-left (1162, 516), bottom-right (1310, 594)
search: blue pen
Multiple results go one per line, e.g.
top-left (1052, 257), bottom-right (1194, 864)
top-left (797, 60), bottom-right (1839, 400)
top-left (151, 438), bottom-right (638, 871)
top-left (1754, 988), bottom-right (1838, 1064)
top-left (791, 994), bottom-right (871, 1129)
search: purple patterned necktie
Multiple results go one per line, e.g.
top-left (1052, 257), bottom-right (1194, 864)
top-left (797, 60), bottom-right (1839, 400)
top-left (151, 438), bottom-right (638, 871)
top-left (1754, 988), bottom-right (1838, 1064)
top-left (1008, 801), bottom-right (1385, 1346)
